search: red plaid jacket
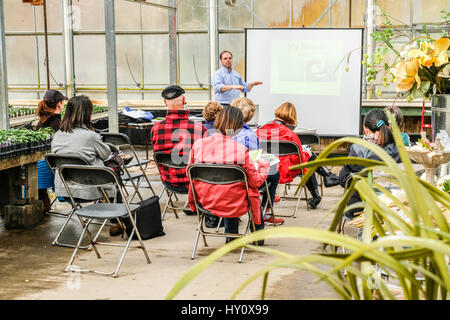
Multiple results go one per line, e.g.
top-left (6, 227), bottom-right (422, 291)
top-left (151, 109), bottom-right (206, 188)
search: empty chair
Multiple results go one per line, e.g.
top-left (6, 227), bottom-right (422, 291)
top-left (100, 132), bottom-right (156, 201)
top-left (259, 140), bottom-right (310, 217)
top-left (188, 163), bottom-right (256, 263)
top-left (297, 133), bottom-right (324, 196)
top-left (59, 164), bottom-right (151, 278)
top-left (153, 151), bottom-right (190, 219)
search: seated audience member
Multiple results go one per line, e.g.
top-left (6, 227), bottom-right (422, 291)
top-left (202, 101), bottom-right (223, 136)
top-left (51, 95), bottom-right (122, 236)
top-left (187, 106), bottom-right (270, 244)
top-left (231, 97), bottom-right (283, 226)
top-left (151, 85), bottom-right (206, 215)
top-left (384, 105), bottom-right (410, 146)
top-left (256, 102), bottom-right (340, 209)
top-left (36, 89), bottom-right (68, 212)
top-left (339, 109), bottom-right (401, 220)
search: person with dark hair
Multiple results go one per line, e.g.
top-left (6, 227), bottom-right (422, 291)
top-left (383, 105), bottom-right (410, 146)
top-left (212, 51), bottom-right (263, 106)
top-left (187, 106), bottom-right (270, 244)
top-left (36, 89), bottom-right (68, 132)
top-left (339, 108), bottom-right (401, 219)
top-left (231, 97), bottom-right (283, 226)
top-left (257, 102), bottom-right (340, 209)
top-left (51, 95), bottom-right (122, 236)
top-left (36, 90), bottom-right (68, 212)
top-left (151, 85), bottom-right (206, 215)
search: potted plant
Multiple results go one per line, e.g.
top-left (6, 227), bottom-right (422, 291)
top-left (165, 113), bottom-right (450, 300)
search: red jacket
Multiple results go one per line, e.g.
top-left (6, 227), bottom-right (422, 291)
top-left (187, 133), bottom-right (269, 224)
top-left (256, 121), bottom-right (310, 184)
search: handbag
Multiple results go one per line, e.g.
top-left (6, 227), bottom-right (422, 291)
top-left (120, 195), bottom-right (165, 240)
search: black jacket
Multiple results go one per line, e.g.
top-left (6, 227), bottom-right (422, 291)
top-left (36, 114), bottom-right (61, 132)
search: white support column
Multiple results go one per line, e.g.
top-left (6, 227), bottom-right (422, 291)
top-left (209, 0), bottom-right (217, 100)
top-left (366, 0), bottom-right (376, 99)
top-left (62, 0), bottom-right (75, 98)
top-left (0, 0), bottom-right (9, 130)
top-left (104, 0), bottom-right (118, 133)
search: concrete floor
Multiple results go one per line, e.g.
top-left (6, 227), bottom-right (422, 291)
top-left (0, 148), bottom-right (343, 300)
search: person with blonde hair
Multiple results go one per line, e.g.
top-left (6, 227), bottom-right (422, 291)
top-left (230, 97), bottom-right (259, 150)
top-left (257, 102), bottom-right (340, 209)
top-left (202, 101), bottom-right (223, 135)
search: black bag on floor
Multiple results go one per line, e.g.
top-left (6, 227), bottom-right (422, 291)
top-left (121, 196), bottom-right (165, 240)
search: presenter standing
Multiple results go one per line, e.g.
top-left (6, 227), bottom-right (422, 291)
top-left (212, 51), bottom-right (263, 107)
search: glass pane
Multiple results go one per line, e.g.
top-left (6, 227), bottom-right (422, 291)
top-left (331, 0), bottom-right (351, 28)
top-left (292, 0), bottom-right (332, 27)
top-left (37, 36), bottom-right (65, 88)
top-left (254, 0), bottom-right (291, 27)
top-left (141, 4), bottom-right (169, 31)
top-left (115, 0), bottom-right (141, 30)
top-left (143, 35), bottom-right (170, 85)
top-left (72, 0), bottom-right (104, 31)
top-left (178, 34), bottom-right (209, 86)
top-left (116, 35), bottom-right (143, 87)
top-left (33, 0), bottom-right (63, 32)
top-left (411, 0), bottom-right (450, 24)
top-left (4, 1), bottom-right (35, 32)
top-left (218, 33), bottom-right (246, 80)
top-left (376, 0), bottom-right (411, 26)
top-left (73, 35), bottom-right (106, 86)
top-left (6, 36), bottom-right (38, 86)
top-left (178, 0), bottom-right (208, 29)
top-left (218, 0), bottom-right (252, 29)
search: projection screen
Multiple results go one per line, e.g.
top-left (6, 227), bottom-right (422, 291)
top-left (245, 28), bottom-right (364, 136)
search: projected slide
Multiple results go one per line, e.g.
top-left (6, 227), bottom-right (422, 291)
top-left (270, 39), bottom-right (343, 96)
top-left (246, 28), bottom-right (363, 136)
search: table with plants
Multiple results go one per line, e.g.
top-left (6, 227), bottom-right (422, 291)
top-left (0, 127), bottom-right (55, 229)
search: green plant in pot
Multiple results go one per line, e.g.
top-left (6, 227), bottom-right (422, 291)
top-left (165, 113), bottom-right (450, 300)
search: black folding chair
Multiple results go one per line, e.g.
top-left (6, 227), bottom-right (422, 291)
top-left (188, 163), bottom-right (256, 263)
top-left (153, 151), bottom-right (189, 219)
top-left (100, 132), bottom-right (156, 201)
top-left (297, 133), bottom-right (324, 196)
top-left (45, 153), bottom-right (107, 250)
top-left (59, 164), bottom-right (151, 278)
top-left (259, 140), bottom-right (310, 217)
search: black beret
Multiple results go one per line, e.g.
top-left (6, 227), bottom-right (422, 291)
top-left (161, 85), bottom-right (185, 100)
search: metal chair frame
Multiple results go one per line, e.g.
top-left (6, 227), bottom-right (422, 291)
top-left (259, 140), bottom-right (310, 217)
top-left (187, 163), bottom-right (256, 263)
top-left (297, 133), bottom-right (325, 196)
top-left (153, 151), bottom-right (190, 219)
top-left (59, 164), bottom-right (151, 278)
top-left (45, 153), bottom-right (110, 250)
top-left (100, 132), bottom-right (156, 202)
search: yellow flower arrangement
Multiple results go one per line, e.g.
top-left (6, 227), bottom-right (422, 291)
top-left (390, 37), bottom-right (450, 97)
top-left (350, 8), bottom-right (450, 100)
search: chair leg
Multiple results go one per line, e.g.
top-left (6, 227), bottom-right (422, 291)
top-left (52, 206), bottom-right (93, 250)
top-left (112, 221), bottom-right (151, 278)
top-left (161, 191), bottom-right (172, 220)
top-left (65, 218), bottom-right (101, 273)
top-left (215, 217), bottom-right (223, 232)
top-left (191, 227), bottom-right (201, 260)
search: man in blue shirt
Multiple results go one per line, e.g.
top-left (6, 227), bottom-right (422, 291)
top-left (212, 51), bottom-right (263, 106)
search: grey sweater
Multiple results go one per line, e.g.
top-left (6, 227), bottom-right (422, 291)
top-left (51, 126), bottom-right (115, 200)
